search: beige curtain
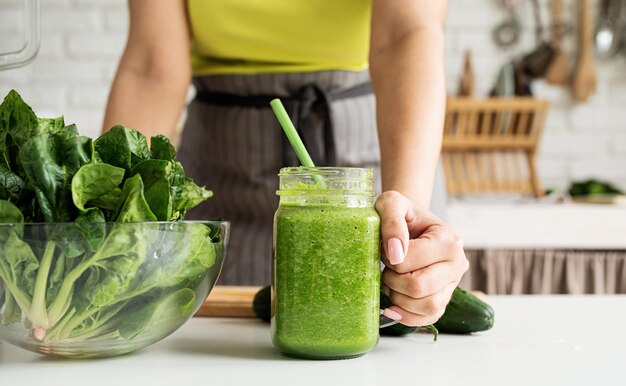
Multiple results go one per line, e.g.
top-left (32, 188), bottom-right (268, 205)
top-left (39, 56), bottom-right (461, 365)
top-left (460, 249), bottom-right (626, 294)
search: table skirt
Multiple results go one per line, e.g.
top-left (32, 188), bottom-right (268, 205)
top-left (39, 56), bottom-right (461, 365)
top-left (460, 249), bottom-right (626, 294)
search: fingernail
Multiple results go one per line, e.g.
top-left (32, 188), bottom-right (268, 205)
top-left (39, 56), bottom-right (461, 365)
top-left (387, 238), bottom-right (405, 265)
top-left (383, 308), bottom-right (403, 321)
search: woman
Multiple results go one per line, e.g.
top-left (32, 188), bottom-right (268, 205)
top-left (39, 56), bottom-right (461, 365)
top-left (102, 0), bottom-right (467, 327)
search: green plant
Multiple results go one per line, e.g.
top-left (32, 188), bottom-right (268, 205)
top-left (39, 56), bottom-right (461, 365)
top-left (568, 179), bottom-right (623, 197)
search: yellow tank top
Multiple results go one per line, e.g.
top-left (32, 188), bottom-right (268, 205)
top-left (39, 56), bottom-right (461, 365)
top-left (188, 0), bottom-right (372, 75)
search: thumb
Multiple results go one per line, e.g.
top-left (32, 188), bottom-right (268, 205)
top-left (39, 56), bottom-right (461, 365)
top-left (375, 191), bottom-right (411, 266)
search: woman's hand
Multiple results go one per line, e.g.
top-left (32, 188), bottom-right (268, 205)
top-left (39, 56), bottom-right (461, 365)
top-left (375, 190), bottom-right (468, 326)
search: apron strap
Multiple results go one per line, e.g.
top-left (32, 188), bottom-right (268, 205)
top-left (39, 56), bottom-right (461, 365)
top-left (194, 81), bottom-right (373, 167)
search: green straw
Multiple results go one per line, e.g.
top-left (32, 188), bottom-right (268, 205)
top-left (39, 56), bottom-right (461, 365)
top-left (270, 99), bottom-right (316, 168)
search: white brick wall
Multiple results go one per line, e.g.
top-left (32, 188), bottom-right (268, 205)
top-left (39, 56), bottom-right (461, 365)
top-left (0, 0), bottom-right (625, 191)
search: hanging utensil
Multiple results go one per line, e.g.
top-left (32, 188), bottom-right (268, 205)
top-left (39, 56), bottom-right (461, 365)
top-left (493, 11), bottom-right (521, 49)
top-left (521, 0), bottom-right (556, 78)
top-left (546, 0), bottom-right (570, 85)
top-left (457, 50), bottom-right (475, 97)
top-left (514, 60), bottom-right (533, 96)
top-left (595, 0), bottom-right (623, 59)
top-left (493, 0), bottom-right (522, 49)
top-left (490, 61), bottom-right (516, 97)
top-left (572, 0), bottom-right (597, 102)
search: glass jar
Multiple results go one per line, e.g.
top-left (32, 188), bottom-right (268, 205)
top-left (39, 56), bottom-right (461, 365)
top-left (271, 167), bottom-right (380, 359)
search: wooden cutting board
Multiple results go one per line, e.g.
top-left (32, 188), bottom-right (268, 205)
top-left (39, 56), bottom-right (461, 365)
top-left (196, 286), bottom-right (260, 317)
top-left (196, 286), bottom-right (487, 318)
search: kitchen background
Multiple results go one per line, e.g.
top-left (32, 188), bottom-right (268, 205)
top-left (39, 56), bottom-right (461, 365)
top-left (1, 0), bottom-right (626, 192)
top-left (1, 0), bottom-right (625, 294)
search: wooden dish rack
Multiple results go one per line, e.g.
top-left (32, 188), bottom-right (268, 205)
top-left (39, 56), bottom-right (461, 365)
top-left (442, 98), bottom-right (549, 198)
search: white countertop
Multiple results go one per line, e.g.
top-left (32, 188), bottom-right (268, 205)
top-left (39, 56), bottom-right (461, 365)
top-left (1, 296), bottom-right (624, 386)
top-left (447, 202), bottom-right (626, 249)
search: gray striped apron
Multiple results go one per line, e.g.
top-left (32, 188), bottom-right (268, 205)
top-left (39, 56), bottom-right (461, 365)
top-left (178, 70), bottom-right (447, 285)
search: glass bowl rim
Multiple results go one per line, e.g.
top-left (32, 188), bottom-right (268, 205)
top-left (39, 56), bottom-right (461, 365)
top-left (0, 220), bottom-right (230, 227)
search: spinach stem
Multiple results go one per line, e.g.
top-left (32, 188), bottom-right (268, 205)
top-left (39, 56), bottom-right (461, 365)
top-left (46, 248), bottom-right (102, 325)
top-left (1, 283), bottom-right (19, 324)
top-left (65, 319), bottom-right (116, 342)
top-left (0, 256), bottom-right (32, 315)
top-left (60, 300), bottom-right (128, 341)
top-left (56, 307), bottom-right (100, 340)
top-left (29, 241), bottom-right (56, 330)
top-left (63, 329), bottom-right (120, 343)
top-left (44, 307), bottom-right (75, 342)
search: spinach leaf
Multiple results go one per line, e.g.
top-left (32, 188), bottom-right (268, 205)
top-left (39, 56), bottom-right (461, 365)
top-left (0, 200), bottom-right (25, 244)
top-left (46, 222), bottom-right (152, 325)
top-left (150, 135), bottom-right (176, 161)
top-left (0, 202), bottom-right (28, 324)
top-left (81, 238), bottom-right (147, 308)
top-left (57, 300), bottom-right (128, 342)
top-left (75, 208), bottom-right (106, 253)
top-left (53, 125), bottom-right (94, 176)
top-left (0, 90), bottom-right (38, 171)
top-left (150, 160), bottom-right (193, 221)
top-left (0, 200), bottom-right (24, 224)
top-left (154, 223), bottom-right (216, 288)
top-left (118, 288), bottom-right (195, 340)
top-left (88, 188), bottom-right (121, 212)
top-left (130, 160), bottom-right (173, 221)
top-left (115, 174), bottom-right (157, 222)
top-left (131, 159), bottom-right (212, 221)
top-left (174, 179), bottom-right (213, 218)
top-left (18, 127), bottom-right (94, 222)
top-left (53, 208), bottom-right (106, 263)
top-left (0, 231), bottom-right (39, 312)
top-left (2, 282), bottom-right (22, 324)
top-left (71, 163), bottom-right (125, 212)
top-left (35, 116), bottom-right (65, 135)
top-left (94, 125), bottom-right (151, 172)
top-left (0, 165), bottom-right (24, 202)
top-left (0, 200), bottom-right (29, 324)
top-left (168, 161), bottom-right (187, 220)
top-left (124, 223), bottom-right (215, 298)
top-left (18, 134), bottom-right (70, 222)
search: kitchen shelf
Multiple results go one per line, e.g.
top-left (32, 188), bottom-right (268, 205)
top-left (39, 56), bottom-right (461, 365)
top-left (442, 97), bottom-right (549, 198)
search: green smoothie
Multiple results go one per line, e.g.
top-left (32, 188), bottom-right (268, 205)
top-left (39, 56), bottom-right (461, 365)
top-left (272, 202), bottom-right (381, 359)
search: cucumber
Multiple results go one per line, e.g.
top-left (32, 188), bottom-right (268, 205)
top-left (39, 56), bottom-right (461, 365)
top-left (252, 285), bottom-right (272, 322)
top-left (251, 286), bottom-right (421, 336)
top-left (433, 287), bottom-right (495, 334)
top-left (251, 285), bottom-right (495, 335)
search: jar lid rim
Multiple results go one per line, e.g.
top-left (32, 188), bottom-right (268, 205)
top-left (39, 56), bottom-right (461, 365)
top-left (279, 166), bottom-right (374, 177)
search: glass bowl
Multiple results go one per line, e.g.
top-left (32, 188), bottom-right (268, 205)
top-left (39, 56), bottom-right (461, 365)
top-left (0, 220), bottom-right (228, 358)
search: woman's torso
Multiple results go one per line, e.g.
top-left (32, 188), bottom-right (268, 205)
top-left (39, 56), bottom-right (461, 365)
top-left (187, 0), bottom-right (373, 75)
top-left (180, 2), bottom-right (448, 285)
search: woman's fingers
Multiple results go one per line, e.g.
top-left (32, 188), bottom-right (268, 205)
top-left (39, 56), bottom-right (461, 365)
top-left (377, 193), bottom-right (452, 270)
top-left (386, 282), bottom-right (457, 327)
top-left (382, 259), bottom-right (466, 300)
top-left (375, 191), bottom-right (412, 265)
top-left (383, 224), bottom-right (464, 273)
